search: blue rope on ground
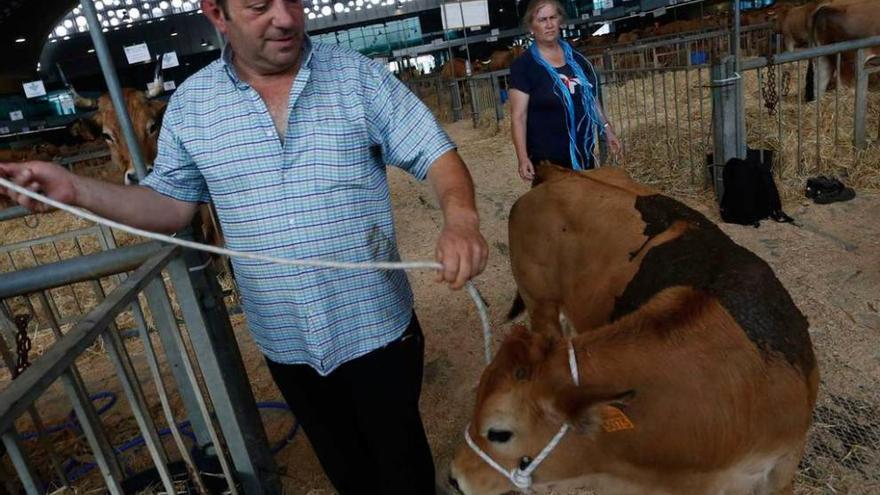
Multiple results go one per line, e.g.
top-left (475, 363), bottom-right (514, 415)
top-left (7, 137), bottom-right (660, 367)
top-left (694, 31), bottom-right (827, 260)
top-left (18, 392), bottom-right (299, 483)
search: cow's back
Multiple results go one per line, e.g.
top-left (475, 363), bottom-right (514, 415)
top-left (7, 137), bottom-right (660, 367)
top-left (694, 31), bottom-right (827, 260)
top-left (509, 165), bottom-right (815, 375)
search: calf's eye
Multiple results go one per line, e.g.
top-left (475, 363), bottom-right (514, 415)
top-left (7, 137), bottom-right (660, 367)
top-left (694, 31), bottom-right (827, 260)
top-left (487, 428), bottom-right (513, 443)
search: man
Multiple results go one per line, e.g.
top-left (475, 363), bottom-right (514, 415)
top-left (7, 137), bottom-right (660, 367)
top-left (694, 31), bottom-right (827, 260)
top-left (0, 0), bottom-right (488, 493)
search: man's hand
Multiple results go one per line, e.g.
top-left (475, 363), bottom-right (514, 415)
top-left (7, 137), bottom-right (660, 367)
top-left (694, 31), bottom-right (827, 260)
top-left (0, 161), bottom-right (77, 213)
top-left (435, 212), bottom-right (488, 290)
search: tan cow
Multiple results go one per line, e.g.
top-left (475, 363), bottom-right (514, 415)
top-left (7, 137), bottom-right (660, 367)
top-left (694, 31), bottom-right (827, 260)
top-left (440, 58), bottom-right (481, 79)
top-left (483, 46), bottom-right (526, 72)
top-left (449, 164), bottom-right (818, 495)
top-left (776, 1), bottom-right (824, 51)
top-left (809, 0), bottom-right (880, 99)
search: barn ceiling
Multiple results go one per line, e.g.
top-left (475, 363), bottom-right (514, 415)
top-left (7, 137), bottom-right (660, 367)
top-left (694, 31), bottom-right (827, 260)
top-left (0, 0), bottom-right (77, 88)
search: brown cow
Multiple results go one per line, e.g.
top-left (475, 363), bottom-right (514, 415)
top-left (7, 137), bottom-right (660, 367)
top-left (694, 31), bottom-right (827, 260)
top-left (449, 164), bottom-right (818, 495)
top-left (775, 1), bottom-right (824, 51)
top-left (440, 58), bottom-right (482, 79)
top-left (75, 88), bottom-right (166, 184)
top-left (810, 0), bottom-right (880, 99)
top-left (483, 45), bottom-right (526, 72)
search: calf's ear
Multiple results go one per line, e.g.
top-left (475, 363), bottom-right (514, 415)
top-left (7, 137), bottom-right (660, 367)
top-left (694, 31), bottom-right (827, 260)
top-left (553, 387), bottom-right (636, 434)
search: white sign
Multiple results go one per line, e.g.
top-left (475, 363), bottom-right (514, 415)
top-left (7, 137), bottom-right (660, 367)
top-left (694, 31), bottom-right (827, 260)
top-left (22, 80), bottom-right (47, 98)
top-left (9, 111), bottom-right (23, 121)
top-left (124, 43), bottom-right (152, 64)
top-left (593, 9), bottom-right (601, 16)
top-left (487, 35), bottom-right (498, 42)
top-left (652, 7), bottom-right (666, 16)
top-left (163, 80), bottom-right (177, 91)
top-left (60, 97), bottom-right (76, 114)
top-left (581, 13), bottom-right (590, 19)
top-left (161, 51), bottom-right (180, 69)
top-left (0, 127), bottom-right (9, 134)
top-left (441, 0), bottom-right (490, 30)
top-left (491, 28), bottom-right (499, 35)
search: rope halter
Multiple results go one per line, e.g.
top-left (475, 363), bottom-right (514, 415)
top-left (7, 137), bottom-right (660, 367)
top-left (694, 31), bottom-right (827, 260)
top-left (464, 340), bottom-right (580, 492)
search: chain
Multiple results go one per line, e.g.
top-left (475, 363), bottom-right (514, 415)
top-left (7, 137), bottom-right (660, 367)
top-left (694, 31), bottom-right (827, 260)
top-left (762, 61), bottom-right (779, 116)
top-left (13, 313), bottom-right (32, 379)
top-left (781, 70), bottom-right (791, 97)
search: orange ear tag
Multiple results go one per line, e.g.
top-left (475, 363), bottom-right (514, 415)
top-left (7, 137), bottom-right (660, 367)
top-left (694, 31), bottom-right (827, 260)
top-left (601, 406), bottom-right (635, 432)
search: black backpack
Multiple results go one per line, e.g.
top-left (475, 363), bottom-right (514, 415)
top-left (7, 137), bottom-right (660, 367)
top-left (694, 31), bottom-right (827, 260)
top-left (719, 150), bottom-right (792, 227)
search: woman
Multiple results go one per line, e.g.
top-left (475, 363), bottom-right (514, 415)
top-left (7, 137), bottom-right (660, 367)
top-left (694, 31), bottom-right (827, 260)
top-left (510, 0), bottom-right (622, 182)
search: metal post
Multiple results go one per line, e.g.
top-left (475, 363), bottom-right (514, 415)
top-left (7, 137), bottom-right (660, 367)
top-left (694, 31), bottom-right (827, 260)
top-left (166, 256), bottom-right (281, 494)
top-left (491, 73), bottom-right (504, 123)
top-left (854, 48), bottom-right (868, 150)
top-left (1, 431), bottom-right (42, 495)
top-left (80, 0), bottom-right (150, 180)
top-left (711, 56), bottom-right (745, 202)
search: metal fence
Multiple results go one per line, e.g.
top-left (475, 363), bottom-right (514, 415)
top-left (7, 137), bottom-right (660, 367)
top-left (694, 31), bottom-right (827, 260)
top-left (0, 243), bottom-right (281, 494)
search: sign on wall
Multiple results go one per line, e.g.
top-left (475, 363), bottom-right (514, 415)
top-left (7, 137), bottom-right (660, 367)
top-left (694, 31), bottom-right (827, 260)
top-left (9, 111), bottom-right (24, 121)
top-left (22, 80), bottom-right (47, 98)
top-left (162, 51), bottom-right (180, 69)
top-left (124, 43), bottom-right (152, 64)
top-left (441, 0), bottom-right (490, 30)
top-left (163, 81), bottom-right (177, 91)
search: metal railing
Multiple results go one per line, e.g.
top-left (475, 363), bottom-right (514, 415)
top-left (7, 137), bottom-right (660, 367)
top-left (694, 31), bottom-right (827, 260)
top-left (0, 243), bottom-right (281, 494)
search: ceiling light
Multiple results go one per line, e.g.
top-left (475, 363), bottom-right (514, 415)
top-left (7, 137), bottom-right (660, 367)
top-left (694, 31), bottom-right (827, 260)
top-left (129, 8), bottom-right (141, 18)
top-left (308, 12), bottom-right (316, 18)
top-left (110, 17), bottom-right (120, 25)
top-left (182, 1), bottom-right (194, 10)
top-left (152, 7), bottom-right (162, 16)
top-left (321, 5), bottom-right (331, 15)
top-left (171, 0), bottom-right (182, 7)
top-left (55, 26), bottom-right (68, 36)
top-left (333, 3), bottom-right (343, 13)
top-left (171, 31), bottom-right (178, 36)
top-left (95, 1), bottom-right (105, 10)
top-left (15, 38), bottom-right (25, 43)
top-left (159, 1), bottom-right (169, 9)
top-left (88, 48), bottom-right (95, 53)
top-left (64, 19), bottom-right (74, 28)
top-left (63, 35), bottom-right (71, 40)
top-left (76, 15), bottom-right (87, 26)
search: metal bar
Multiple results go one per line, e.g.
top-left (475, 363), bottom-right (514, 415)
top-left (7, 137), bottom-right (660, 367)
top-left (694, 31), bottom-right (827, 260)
top-left (0, 226), bottom-right (98, 254)
top-left (167, 256), bottom-right (279, 494)
top-left (0, 206), bottom-right (31, 222)
top-left (854, 49), bottom-right (869, 150)
top-left (662, 69), bottom-right (671, 159)
top-left (685, 61), bottom-right (695, 183)
top-left (102, 326), bottom-right (176, 494)
top-left (32, 291), bottom-right (127, 490)
top-left (0, 246), bottom-right (179, 432)
top-left (797, 60), bottom-right (803, 175)
top-left (143, 277), bottom-right (229, 489)
top-left (48, 241), bottom-right (70, 324)
top-left (59, 371), bottom-right (126, 494)
top-left (814, 56), bottom-right (821, 173)
top-left (71, 238), bottom-right (89, 314)
top-left (80, 0), bottom-right (149, 180)
top-left (640, 69), bottom-right (649, 134)
top-left (672, 69), bottom-right (681, 166)
top-left (778, 61), bottom-right (784, 178)
top-left (0, 241), bottom-right (165, 299)
top-left (698, 65), bottom-right (707, 186)
top-left (1, 430), bottom-right (42, 495)
top-left (741, 35), bottom-right (880, 71)
top-left (834, 53), bottom-right (841, 146)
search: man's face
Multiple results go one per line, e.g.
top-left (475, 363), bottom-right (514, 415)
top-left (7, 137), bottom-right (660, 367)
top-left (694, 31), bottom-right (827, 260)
top-left (203, 0), bottom-right (305, 75)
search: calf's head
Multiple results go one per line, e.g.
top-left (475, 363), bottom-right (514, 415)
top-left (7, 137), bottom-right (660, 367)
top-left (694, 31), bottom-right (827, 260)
top-left (448, 325), bottom-right (634, 495)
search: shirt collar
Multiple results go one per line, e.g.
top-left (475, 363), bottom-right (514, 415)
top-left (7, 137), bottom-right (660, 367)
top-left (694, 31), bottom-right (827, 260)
top-left (221, 35), bottom-right (314, 86)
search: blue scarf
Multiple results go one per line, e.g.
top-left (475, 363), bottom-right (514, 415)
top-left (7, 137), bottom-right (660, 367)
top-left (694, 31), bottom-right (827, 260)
top-left (529, 40), bottom-right (604, 170)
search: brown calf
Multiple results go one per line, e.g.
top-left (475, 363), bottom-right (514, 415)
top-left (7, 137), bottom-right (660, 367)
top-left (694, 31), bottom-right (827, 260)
top-left (449, 164), bottom-right (818, 495)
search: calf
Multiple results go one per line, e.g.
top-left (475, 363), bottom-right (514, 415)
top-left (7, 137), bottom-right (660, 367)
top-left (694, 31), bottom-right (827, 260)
top-left (450, 164), bottom-right (818, 495)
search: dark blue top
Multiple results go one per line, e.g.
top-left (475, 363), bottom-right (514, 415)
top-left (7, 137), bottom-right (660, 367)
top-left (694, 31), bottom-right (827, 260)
top-left (509, 49), bottom-right (599, 169)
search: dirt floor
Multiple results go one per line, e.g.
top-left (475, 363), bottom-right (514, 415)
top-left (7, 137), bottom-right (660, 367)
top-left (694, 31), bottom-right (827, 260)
top-left (1, 119), bottom-right (879, 494)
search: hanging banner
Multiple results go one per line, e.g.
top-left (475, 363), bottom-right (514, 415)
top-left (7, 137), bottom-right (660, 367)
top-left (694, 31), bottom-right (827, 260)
top-left (23, 80), bottom-right (47, 98)
top-left (441, 0), bottom-right (490, 30)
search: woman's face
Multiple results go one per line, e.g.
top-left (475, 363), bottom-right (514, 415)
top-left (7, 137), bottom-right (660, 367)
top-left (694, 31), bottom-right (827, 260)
top-left (530, 4), bottom-right (561, 44)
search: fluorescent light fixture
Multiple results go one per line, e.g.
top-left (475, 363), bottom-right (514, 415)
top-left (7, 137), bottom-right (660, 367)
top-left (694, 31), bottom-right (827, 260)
top-left (15, 38), bottom-right (25, 43)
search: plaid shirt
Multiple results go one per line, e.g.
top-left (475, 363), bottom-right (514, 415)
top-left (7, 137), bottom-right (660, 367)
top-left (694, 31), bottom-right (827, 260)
top-left (141, 38), bottom-right (455, 375)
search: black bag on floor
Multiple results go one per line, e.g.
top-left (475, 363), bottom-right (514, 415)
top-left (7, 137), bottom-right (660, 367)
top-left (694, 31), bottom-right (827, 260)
top-left (720, 150), bottom-right (793, 227)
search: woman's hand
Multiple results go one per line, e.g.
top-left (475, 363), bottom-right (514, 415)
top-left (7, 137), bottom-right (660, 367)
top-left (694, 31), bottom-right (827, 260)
top-left (605, 126), bottom-right (622, 162)
top-left (518, 158), bottom-right (535, 183)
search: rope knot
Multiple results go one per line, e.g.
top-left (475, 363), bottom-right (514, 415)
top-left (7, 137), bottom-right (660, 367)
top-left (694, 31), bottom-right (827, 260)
top-left (511, 469), bottom-right (532, 490)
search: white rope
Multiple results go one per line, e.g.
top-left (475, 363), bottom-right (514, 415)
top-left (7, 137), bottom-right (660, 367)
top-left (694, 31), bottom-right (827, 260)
top-left (0, 176), bottom-right (494, 363)
top-left (464, 340), bottom-right (580, 491)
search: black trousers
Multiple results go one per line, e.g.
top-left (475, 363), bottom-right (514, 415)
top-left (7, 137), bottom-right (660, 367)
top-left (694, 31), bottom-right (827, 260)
top-left (265, 313), bottom-right (436, 495)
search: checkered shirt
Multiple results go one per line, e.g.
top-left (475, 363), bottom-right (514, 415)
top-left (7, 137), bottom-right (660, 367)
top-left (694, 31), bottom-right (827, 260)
top-left (141, 38), bottom-right (455, 375)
